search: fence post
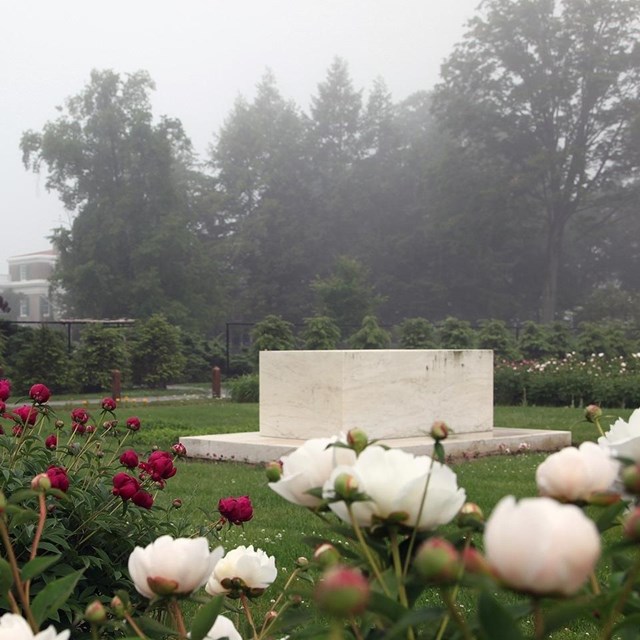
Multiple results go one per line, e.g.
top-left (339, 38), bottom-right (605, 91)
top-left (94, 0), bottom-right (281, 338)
top-left (111, 369), bottom-right (121, 401)
top-left (212, 366), bottom-right (221, 399)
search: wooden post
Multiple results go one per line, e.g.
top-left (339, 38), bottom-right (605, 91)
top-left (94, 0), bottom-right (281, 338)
top-left (111, 369), bottom-right (121, 401)
top-left (212, 366), bottom-right (221, 398)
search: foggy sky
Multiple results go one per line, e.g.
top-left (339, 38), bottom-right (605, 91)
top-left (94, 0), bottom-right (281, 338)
top-left (1, 0), bottom-right (480, 273)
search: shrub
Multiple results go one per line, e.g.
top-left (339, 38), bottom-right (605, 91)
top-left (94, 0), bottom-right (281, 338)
top-left (0, 382), bottom-right (185, 630)
top-left (398, 317), bottom-right (437, 349)
top-left (72, 325), bottom-right (130, 392)
top-left (228, 374), bottom-right (260, 403)
top-left (438, 317), bottom-right (476, 349)
top-left (348, 315), bottom-right (391, 349)
top-left (517, 321), bottom-right (554, 359)
top-left (301, 316), bottom-right (341, 350)
top-left (575, 321), bottom-right (632, 358)
top-left (130, 314), bottom-right (186, 388)
top-left (477, 319), bottom-right (520, 358)
top-left (250, 315), bottom-right (296, 361)
top-left (5, 326), bottom-right (72, 395)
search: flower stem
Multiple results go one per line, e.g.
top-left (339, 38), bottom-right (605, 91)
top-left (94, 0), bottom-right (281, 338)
top-left (390, 529), bottom-right (415, 640)
top-left (346, 504), bottom-right (391, 597)
top-left (600, 553), bottom-right (640, 639)
top-left (442, 588), bottom-right (472, 640)
top-left (123, 610), bottom-right (148, 639)
top-left (169, 597), bottom-right (187, 638)
top-left (240, 592), bottom-right (259, 640)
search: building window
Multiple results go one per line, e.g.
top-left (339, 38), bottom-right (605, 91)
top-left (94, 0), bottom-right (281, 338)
top-left (19, 298), bottom-right (29, 318)
top-left (40, 296), bottom-right (51, 318)
top-left (18, 264), bottom-right (28, 281)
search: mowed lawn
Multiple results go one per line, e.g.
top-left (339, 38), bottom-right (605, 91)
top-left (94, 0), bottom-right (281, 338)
top-left (98, 399), bottom-right (629, 639)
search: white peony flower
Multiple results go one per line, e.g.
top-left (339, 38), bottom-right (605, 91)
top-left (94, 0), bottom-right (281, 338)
top-left (323, 445), bottom-right (466, 530)
top-left (128, 535), bottom-right (224, 599)
top-left (0, 613), bottom-right (69, 640)
top-left (536, 441), bottom-right (619, 502)
top-left (204, 614), bottom-right (242, 640)
top-left (269, 436), bottom-right (356, 507)
top-left (206, 544), bottom-right (277, 595)
top-left (484, 496), bottom-right (601, 596)
top-left (598, 408), bottom-right (640, 462)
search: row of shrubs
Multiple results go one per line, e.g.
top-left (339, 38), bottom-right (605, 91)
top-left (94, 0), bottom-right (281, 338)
top-left (0, 315), bottom-right (226, 396)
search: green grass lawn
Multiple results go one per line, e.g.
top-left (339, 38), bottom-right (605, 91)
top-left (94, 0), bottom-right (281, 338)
top-left (130, 401), bottom-right (629, 639)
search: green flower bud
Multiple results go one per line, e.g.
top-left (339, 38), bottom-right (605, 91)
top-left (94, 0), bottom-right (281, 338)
top-left (430, 420), bottom-right (449, 441)
top-left (414, 538), bottom-right (461, 584)
top-left (585, 404), bottom-right (602, 423)
top-left (315, 566), bottom-right (370, 618)
top-left (347, 428), bottom-right (369, 454)
top-left (85, 600), bottom-right (107, 624)
top-left (265, 461), bottom-right (282, 482)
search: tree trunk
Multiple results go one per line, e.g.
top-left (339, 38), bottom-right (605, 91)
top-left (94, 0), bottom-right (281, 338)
top-left (540, 217), bottom-right (566, 324)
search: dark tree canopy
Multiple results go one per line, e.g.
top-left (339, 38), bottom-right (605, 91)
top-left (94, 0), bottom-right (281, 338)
top-left (432, 0), bottom-right (640, 322)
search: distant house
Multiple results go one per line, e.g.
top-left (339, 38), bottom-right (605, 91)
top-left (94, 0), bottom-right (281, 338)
top-left (3, 250), bottom-right (58, 321)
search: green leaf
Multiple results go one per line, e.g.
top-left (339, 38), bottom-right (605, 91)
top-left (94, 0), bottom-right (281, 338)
top-left (595, 500), bottom-right (628, 533)
top-left (136, 615), bottom-right (182, 638)
top-left (383, 606), bottom-right (446, 639)
top-left (8, 489), bottom-right (38, 504)
top-left (0, 558), bottom-right (14, 595)
top-left (542, 595), bottom-right (602, 635)
top-left (366, 590), bottom-right (409, 622)
top-left (31, 569), bottom-right (84, 626)
top-left (21, 554), bottom-right (61, 581)
top-left (190, 595), bottom-right (224, 640)
top-left (477, 592), bottom-right (525, 640)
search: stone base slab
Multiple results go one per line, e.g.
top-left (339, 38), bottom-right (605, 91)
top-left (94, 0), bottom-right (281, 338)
top-left (180, 427), bottom-right (571, 464)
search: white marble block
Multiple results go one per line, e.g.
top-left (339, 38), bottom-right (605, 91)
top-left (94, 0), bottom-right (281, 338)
top-left (259, 350), bottom-right (494, 440)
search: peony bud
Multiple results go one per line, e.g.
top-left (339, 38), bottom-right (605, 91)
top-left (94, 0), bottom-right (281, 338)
top-left (45, 434), bottom-right (57, 450)
top-left (622, 464), bottom-right (640, 495)
top-left (585, 404), bottom-right (602, 423)
top-left (347, 428), bottom-right (368, 454)
top-left (458, 502), bottom-right (484, 527)
top-left (624, 507), bottom-right (640, 541)
top-left (71, 408), bottom-right (90, 424)
top-left (333, 472), bottom-right (359, 500)
top-left (110, 595), bottom-right (126, 619)
top-left (132, 490), bottom-right (154, 509)
top-left (218, 495), bottom-right (253, 525)
top-left (29, 383), bottom-right (51, 404)
top-left (461, 547), bottom-right (494, 577)
top-left (85, 600), bottom-right (107, 624)
top-left (314, 543), bottom-right (341, 568)
top-left (119, 449), bottom-right (139, 469)
top-left (101, 397), bottom-right (117, 411)
top-left (171, 442), bottom-right (187, 457)
top-left (315, 566), bottom-right (370, 617)
top-left (172, 498), bottom-right (183, 509)
top-left (126, 416), bottom-right (141, 431)
top-left (296, 556), bottom-right (309, 568)
top-left (54, 419), bottom-right (64, 430)
top-left (414, 538), bottom-right (461, 584)
top-left (31, 473), bottom-right (52, 492)
top-left (265, 460), bottom-right (282, 482)
top-left (430, 420), bottom-right (449, 441)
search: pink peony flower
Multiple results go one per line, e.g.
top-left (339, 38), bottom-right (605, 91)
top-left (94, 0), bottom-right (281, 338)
top-left (140, 451), bottom-right (176, 485)
top-left (0, 379), bottom-right (11, 401)
top-left (45, 434), bottom-right (57, 450)
top-left (72, 422), bottom-right (86, 435)
top-left (12, 405), bottom-right (37, 426)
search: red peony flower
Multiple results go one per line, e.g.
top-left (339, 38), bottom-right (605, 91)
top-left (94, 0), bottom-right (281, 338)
top-left (71, 408), bottom-right (90, 424)
top-left (112, 473), bottom-right (140, 500)
top-left (0, 379), bottom-right (11, 401)
top-left (46, 466), bottom-right (69, 493)
top-left (126, 416), bottom-right (141, 431)
top-left (140, 450), bottom-right (177, 485)
top-left (131, 490), bottom-right (154, 509)
top-left (12, 426), bottom-right (22, 437)
top-left (45, 434), bottom-right (57, 450)
top-left (29, 383), bottom-right (51, 404)
top-left (12, 405), bottom-right (37, 426)
top-left (101, 397), bottom-right (117, 411)
top-left (218, 495), bottom-right (254, 525)
top-left (119, 449), bottom-right (139, 469)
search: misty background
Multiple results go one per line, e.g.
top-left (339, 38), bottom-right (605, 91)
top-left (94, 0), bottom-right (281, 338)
top-left (2, 0), bottom-right (477, 266)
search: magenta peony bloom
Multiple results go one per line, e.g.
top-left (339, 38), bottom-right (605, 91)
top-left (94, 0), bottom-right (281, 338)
top-left (125, 416), bottom-right (141, 431)
top-left (101, 397), bottom-right (117, 411)
top-left (171, 442), bottom-right (187, 457)
top-left (140, 451), bottom-right (176, 485)
top-left (112, 473), bottom-right (140, 500)
top-left (131, 490), bottom-right (154, 509)
top-left (12, 405), bottom-right (37, 426)
top-left (71, 408), bottom-right (90, 424)
top-left (0, 379), bottom-right (11, 401)
top-left (72, 422), bottom-right (86, 435)
top-left (218, 495), bottom-right (253, 525)
top-left (29, 383), bottom-right (51, 404)
top-left (119, 449), bottom-right (139, 469)
top-left (45, 434), bottom-right (57, 450)
top-left (47, 466), bottom-right (69, 493)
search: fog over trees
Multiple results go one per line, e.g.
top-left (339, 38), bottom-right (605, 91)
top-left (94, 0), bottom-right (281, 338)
top-left (19, 0), bottom-right (640, 333)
